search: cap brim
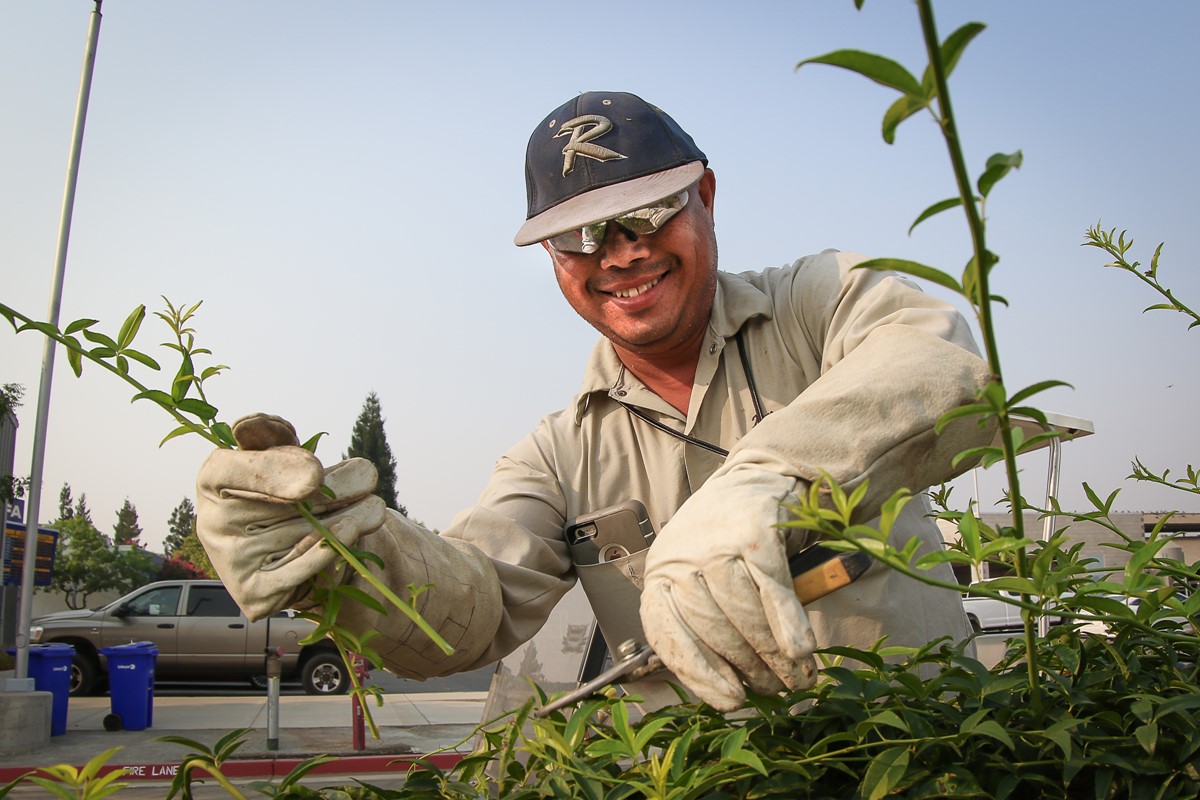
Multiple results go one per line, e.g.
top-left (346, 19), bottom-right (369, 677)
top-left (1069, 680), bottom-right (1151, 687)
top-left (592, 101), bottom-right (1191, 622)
top-left (514, 161), bottom-right (705, 247)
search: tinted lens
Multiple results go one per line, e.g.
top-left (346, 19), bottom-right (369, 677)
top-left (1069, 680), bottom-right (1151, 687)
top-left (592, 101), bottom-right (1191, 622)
top-left (547, 190), bottom-right (689, 255)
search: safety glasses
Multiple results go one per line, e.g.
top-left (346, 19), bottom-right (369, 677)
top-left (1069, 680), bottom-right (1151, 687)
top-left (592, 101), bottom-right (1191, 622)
top-left (546, 190), bottom-right (689, 255)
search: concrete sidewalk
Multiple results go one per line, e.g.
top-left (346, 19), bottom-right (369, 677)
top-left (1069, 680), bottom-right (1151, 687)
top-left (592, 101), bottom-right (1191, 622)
top-left (0, 691), bottom-right (488, 793)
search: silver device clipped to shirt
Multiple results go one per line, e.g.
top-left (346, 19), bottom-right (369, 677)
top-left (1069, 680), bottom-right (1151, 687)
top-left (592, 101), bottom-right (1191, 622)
top-left (565, 499), bottom-right (655, 565)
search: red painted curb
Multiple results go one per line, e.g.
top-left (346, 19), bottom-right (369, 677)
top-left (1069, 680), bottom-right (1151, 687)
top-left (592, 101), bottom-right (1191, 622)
top-left (0, 751), bottom-right (465, 784)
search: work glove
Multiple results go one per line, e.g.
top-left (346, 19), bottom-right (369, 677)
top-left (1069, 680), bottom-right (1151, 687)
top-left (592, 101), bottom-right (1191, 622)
top-left (195, 413), bottom-right (385, 621)
top-left (639, 466), bottom-right (818, 711)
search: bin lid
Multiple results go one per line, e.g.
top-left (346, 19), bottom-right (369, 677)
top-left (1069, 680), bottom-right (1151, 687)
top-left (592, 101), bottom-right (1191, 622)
top-left (99, 641), bottom-right (159, 656)
top-left (6, 643), bottom-right (76, 656)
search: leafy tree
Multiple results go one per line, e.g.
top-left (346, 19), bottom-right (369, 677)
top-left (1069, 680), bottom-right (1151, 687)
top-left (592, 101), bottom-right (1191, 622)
top-left (47, 514), bottom-right (119, 610)
top-left (111, 540), bottom-right (156, 590)
top-left (343, 391), bottom-right (406, 515)
top-left (157, 554), bottom-right (208, 581)
top-left (45, 494), bottom-right (155, 608)
top-left (112, 498), bottom-right (142, 546)
top-left (0, 383), bottom-right (22, 419)
top-left (172, 530), bottom-right (214, 578)
top-left (164, 497), bottom-right (195, 556)
top-left (0, 383), bottom-right (26, 507)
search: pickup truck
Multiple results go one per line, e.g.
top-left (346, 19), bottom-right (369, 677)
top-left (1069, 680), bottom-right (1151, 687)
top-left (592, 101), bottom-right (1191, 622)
top-left (30, 579), bottom-right (347, 697)
top-left (961, 590), bottom-right (1025, 632)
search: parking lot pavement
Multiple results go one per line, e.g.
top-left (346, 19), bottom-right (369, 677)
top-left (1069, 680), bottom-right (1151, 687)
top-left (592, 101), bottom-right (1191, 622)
top-left (0, 689), bottom-right (489, 792)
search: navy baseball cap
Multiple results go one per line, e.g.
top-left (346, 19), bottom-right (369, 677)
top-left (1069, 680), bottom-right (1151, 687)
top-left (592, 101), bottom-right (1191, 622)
top-left (514, 92), bottom-right (708, 247)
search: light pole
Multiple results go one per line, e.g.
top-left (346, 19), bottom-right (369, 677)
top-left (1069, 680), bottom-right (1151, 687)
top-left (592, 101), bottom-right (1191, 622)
top-left (8, 0), bottom-right (105, 689)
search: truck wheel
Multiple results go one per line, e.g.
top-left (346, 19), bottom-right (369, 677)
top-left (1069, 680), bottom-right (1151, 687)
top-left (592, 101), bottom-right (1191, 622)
top-left (301, 652), bottom-right (349, 695)
top-left (70, 654), bottom-right (99, 697)
top-left (248, 675), bottom-right (269, 691)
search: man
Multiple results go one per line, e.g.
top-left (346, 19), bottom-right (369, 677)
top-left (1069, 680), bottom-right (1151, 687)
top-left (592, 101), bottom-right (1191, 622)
top-left (197, 91), bottom-right (989, 712)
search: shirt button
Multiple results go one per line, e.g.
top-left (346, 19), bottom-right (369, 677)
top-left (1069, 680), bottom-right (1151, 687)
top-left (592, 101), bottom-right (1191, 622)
top-left (617, 390), bottom-right (627, 397)
top-left (708, 343), bottom-right (718, 355)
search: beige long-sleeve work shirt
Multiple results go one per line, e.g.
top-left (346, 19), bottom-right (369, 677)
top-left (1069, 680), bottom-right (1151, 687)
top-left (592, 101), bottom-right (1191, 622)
top-left (348, 249), bottom-right (989, 678)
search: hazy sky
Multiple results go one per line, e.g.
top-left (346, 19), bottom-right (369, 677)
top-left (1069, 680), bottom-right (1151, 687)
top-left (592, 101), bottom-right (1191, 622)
top-left (4, 1), bottom-right (1198, 553)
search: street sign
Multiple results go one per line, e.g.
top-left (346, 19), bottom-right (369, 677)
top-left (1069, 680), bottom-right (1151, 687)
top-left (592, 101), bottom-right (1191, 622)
top-left (2, 521), bottom-right (58, 586)
top-left (4, 499), bottom-right (24, 525)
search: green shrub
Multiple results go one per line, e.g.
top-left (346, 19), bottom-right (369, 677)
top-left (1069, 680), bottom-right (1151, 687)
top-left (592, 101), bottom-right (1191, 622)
top-left (3, 1), bottom-right (1196, 798)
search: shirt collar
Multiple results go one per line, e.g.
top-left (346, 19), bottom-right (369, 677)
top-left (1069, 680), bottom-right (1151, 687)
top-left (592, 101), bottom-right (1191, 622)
top-left (573, 269), bottom-right (774, 422)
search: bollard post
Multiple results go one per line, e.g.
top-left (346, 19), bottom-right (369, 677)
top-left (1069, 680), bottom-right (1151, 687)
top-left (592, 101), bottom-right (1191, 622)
top-left (351, 653), bottom-right (369, 751)
top-left (266, 646), bottom-right (283, 751)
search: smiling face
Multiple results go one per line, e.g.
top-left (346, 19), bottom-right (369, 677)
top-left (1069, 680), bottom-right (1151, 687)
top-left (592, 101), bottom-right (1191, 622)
top-left (543, 169), bottom-right (719, 364)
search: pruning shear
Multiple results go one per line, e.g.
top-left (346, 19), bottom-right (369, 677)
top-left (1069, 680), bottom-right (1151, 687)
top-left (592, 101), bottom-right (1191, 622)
top-left (534, 543), bottom-right (873, 717)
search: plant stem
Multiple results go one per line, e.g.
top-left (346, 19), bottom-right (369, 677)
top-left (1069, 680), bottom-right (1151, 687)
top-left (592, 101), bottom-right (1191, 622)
top-left (295, 505), bottom-right (453, 655)
top-left (915, 0), bottom-right (1043, 720)
top-left (0, 302), bottom-right (224, 447)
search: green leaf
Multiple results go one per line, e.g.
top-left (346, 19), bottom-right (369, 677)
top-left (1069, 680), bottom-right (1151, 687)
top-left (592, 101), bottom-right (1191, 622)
top-left (1134, 721), bottom-right (1158, 756)
top-left (159, 425), bottom-right (196, 447)
top-left (720, 726), bottom-right (749, 759)
top-left (909, 196), bottom-right (969, 235)
top-left (63, 318), bottom-right (98, 335)
top-left (81, 329), bottom-right (118, 349)
top-left (796, 49), bottom-right (923, 98)
top-left (865, 709), bottom-right (909, 734)
top-left (172, 354), bottom-right (195, 402)
top-left (1042, 718), bottom-right (1083, 759)
top-left (176, 397), bottom-right (218, 422)
top-left (934, 402), bottom-right (991, 434)
top-left (726, 748), bottom-right (769, 776)
top-left (1155, 693), bottom-right (1200, 720)
top-left (969, 720), bottom-right (1015, 750)
top-left (855, 257), bottom-right (963, 293)
top-left (301, 431), bottom-right (328, 453)
top-left (17, 319), bottom-right (62, 338)
top-left (938, 22), bottom-right (987, 78)
top-left (632, 717), bottom-right (671, 754)
top-left (861, 745), bottom-right (910, 800)
top-left (957, 512), bottom-right (982, 561)
top-left (212, 421), bottom-right (237, 448)
top-left (882, 92), bottom-right (929, 144)
top-left (1007, 380), bottom-right (1072, 406)
top-left (951, 445), bottom-right (1003, 469)
top-left (335, 585), bottom-right (387, 615)
top-left (66, 341), bottom-right (84, 377)
top-left (977, 150), bottom-right (1023, 198)
top-left (120, 348), bottom-right (161, 371)
top-left (131, 389), bottom-right (177, 408)
top-left (974, 576), bottom-right (1038, 595)
top-left (116, 304), bottom-right (146, 349)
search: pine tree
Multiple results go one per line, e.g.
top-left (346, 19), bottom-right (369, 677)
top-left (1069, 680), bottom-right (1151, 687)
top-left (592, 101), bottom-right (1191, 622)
top-left (344, 391), bottom-right (406, 515)
top-left (113, 498), bottom-right (142, 546)
top-left (164, 497), bottom-right (195, 556)
top-left (74, 494), bottom-right (94, 526)
top-left (58, 483), bottom-right (75, 520)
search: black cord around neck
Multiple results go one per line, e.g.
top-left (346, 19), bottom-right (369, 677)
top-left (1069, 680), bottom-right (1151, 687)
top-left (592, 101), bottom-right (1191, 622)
top-left (618, 329), bottom-right (769, 459)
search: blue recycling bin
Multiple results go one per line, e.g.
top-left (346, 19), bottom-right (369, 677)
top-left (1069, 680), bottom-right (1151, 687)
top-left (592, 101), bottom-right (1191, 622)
top-left (6, 643), bottom-right (76, 736)
top-left (99, 641), bottom-right (158, 731)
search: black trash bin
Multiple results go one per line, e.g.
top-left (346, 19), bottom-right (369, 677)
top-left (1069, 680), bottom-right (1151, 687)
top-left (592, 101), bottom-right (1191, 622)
top-left (7, 643), bottom-right (76, 736)
top-left (98, 641), bottom-right (158, 731)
